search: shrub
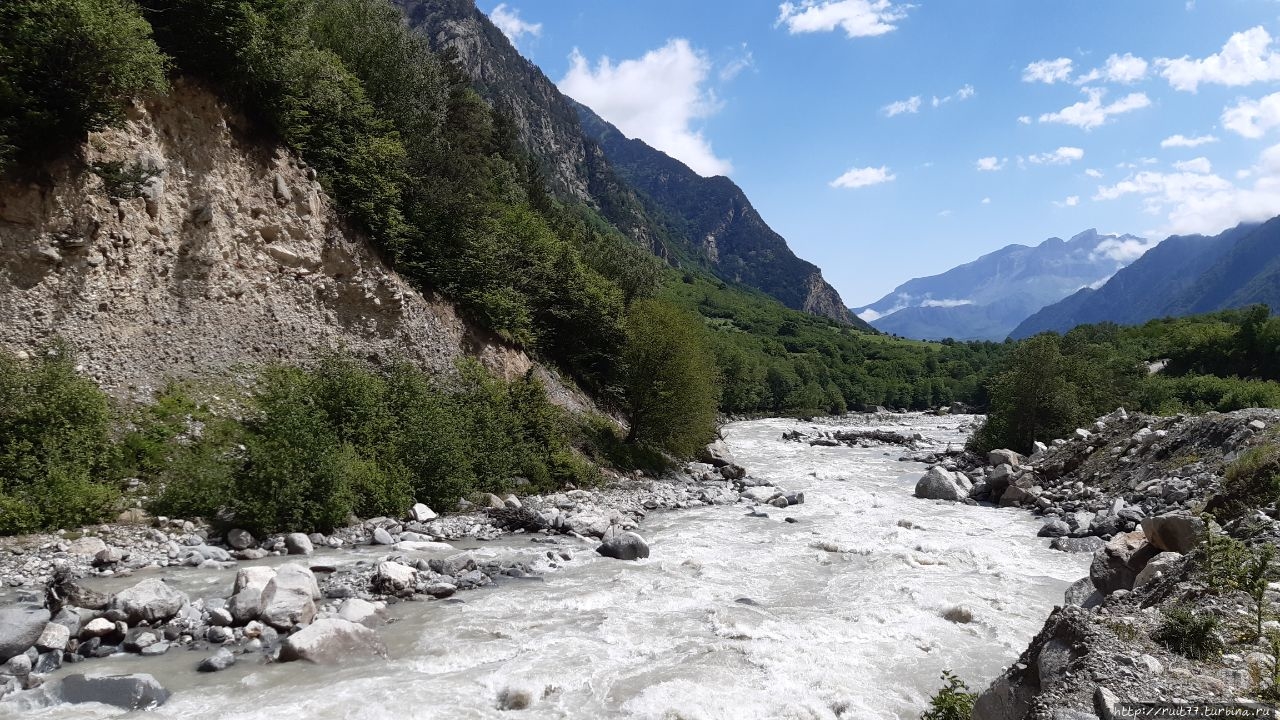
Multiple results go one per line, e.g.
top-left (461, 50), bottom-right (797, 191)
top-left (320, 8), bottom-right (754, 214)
top-left (0, 0), bottom-right (168, 173)
top-left (90, 160), bottom-right (157, 198)
top-left (920, 671), bottom-right (976, 720)
top-left (1152, 605), bottom-right (1225, 660)
top-left (1210, 445), bottom-right (1280, 522)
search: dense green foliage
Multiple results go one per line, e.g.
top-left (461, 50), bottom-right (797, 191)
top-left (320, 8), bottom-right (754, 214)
top-left (0, 0), bottom-right (168, 173)
top-left (972, 307), bottom-right (1280, 453)
top-left (920, 671), bottom-right (977, 720)
top-left (0, 346), bottom-right (120, 534)
top-left (1209, 446), bottom-right (1280, 522)
top-left (1152, 605), bottom-right (1225, 660)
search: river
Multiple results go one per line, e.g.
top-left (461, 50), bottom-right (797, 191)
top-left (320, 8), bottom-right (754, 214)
top-left (5, 414), bottom-right (1089, 720)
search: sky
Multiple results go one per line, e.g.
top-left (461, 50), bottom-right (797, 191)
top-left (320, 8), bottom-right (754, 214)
top-left (482, 0), bottom-right (1280, 307)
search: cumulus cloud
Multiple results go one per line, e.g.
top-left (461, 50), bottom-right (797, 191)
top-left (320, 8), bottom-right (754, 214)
top-left (1017, 115), bottom-right (1032, 125)
top-left (920, 298), bottom-right (973, 307)
top-left (776, 1), bottom-right (910, 38)
top-left (975, 156), bottom-right (1006, 171)
top-left (1091, 237), bottom-right (1156, 263)
top-left (981, 197), bottom-right (992, 204)
top-left (1023, 58), bottom-right (1074, 84)
top-left (489, 4), bottom-right (542, 45)
top-left (1053, 195), bottom-right (1081, 208)
top-left (1174, 157), bottom-right (1212, 174)
top-left (559, 40), bottom-right (732, 177)
top-left (1157, 27), bottom-right (1280, 92)
top-left (1039, 88), bottom-right (1150, 130)
top-left (1092, 142), bottom-right (1280, 237)
top-left (856, 308), bottom-right (884, 322)
top-left (719, 46), bottom-right (755, 82)
top-left (883, 96), bottom-right (921, 117)
top-left (932, 84), bottom-right (976, 107)
top-left (1161, 133), bottom-right (1219, 148)
top-left (1027, 146), bottom-right (1085, 165)
top-left (1223, 91), bottom-right (1280, 139)
top-left (1085, 168), bottom-right (1104, 178)
top-left (830, 165), bottom-right (896, 188)
top-left (1075, 53), bottom-right (1149, 85)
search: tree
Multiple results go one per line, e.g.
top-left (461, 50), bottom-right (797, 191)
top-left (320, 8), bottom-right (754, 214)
top-left (622, 300), bottom-right (720, 458)
top-left (971, 335), bottom-right (1080, 453)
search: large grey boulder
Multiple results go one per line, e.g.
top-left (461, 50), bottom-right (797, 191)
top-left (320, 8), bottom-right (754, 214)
top-left (226, 529), bottom-right (255, 550)
top-left (111, 579), bottom-right (188, 624)
top-left (278, 618), bottom-right (387, 664)
top-left (1139, 513), bottom-right (1206, 554)
top-left (61, 673), bottom-right (170, 710)
top-left (596, 532), bottom-right (650, 561)
top-left (699, 438), bottom-right (736, 467)
top-left (283, 533), bottom-right (313, 555)
top-left (35, 622), bottom-right (71, 653)
top-left (229, 566), bottom-right (276, 625)
top-left (1063, 577), bottom-right (1104, 609)
top-left (1050, 536), bottom-right (1106, 554)
top-left (987, 449), bottom-right (1023, 468)
top-left (0, 606), bottom-right (50, 662)
top-left (410, 503), bottom-right (437, 522)
top-left (373, 561), bottom-right (417, 596)
top-left (1037, 519), bottom-right (1071, 538)
top-left (337, 598), bottom-right (383, 628)
top-left (1134, 552), bottom-right (1184, 588)
top-left (259, 563), bottom-right (319, 629)
top-left (1090, 530), bottom-right (1158, 594)
top-left (914, 466), bottom-right (965, 501)
top-left (371, 527), bottom-right (395, 545)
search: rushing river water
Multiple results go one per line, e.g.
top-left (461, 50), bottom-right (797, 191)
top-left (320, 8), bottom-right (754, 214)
top-left (5, 415), bottom-right (1089, 720)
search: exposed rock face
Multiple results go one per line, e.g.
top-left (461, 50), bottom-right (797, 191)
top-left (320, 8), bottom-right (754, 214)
top-left (0, 80), bottom-right (584, 410)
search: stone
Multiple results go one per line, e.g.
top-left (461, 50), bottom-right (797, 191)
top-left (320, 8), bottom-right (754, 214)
top-left (699, 438), bottom-right (736, 467)
top-left (987, 449), bottom-right (1023, 467)
top-left (410, 503), bottom-right (437, 522)
top-left (284, 533), bottom-right (314, 555)
top-left (719, 464), bottom-right (746, 480)
top-left (140, 641), bottom-right (169, 657)
top-left (768, 496), bottom-right (789, 508)
top-left (122, 628), bottom-right (159, 653)
top-left (0, 606), bottom-right (50, 662)
top-left (259, 563), bottom-right (319, 629)
top-left (1094, 686), bottom-right (1120, 720)
top-left (1037, 519), bottom-right (1071, 538)
top-left (208, 607), bottom-right (234, 627)
top-left (80, 618), bottom-right (115, 639)
top-left (278, 618), bottom-right (386, 664)
top-left (1250, 419), bottom-right (1267, 431)
top-left (395, 541), bottom-right (455, 554)
top-left (1090, 530), bottom-right (1158, 594)
top-left (423, 583), bottom-right (456, 599)
top-left (1050, 536), bottom-right (1105, 554)
top-left (371, 527), bottom-right (395, 545)
top-left (1139, 512), bottom-right (1206, 554)
top-left (1134, 551), bottom-right (1183, 588)
top-left (111, 579), bottom-right (188, 624)
top-left (197, 647), bottom-right (236, 672)
top-left (1037, 639), bottom-right (1074, 686)
top-left (226, 529), bottom-right (255, 550)
top-left (1063, 577), bottom-right (1104, 609)
top-left (61, 673), bottom-right (170, 710)
top-left (337, 599), bottom-right (382, 628)
top-left (93, 547), bottom-right (125, 566)
top-left (34, 623), bottom-right (70, 653)
top-left (742, 486), bottom-right (781, 503)
top-left (596, 532), bottom-right (650, 561)
top-left (206, 626), bottom-right (233, 644)
top-left (3, 654), bottom-right (31, 678)
top-left (67, 537), bottom-right (108, 557)
top-left (374, 561), bottom-right (418, 596)
top-left (504, 494), bottom-right (521, 509)
top-left (497, 687), bottom-right (533, 711)
top-left (34, 650), bottom-right (61, 675)
top-left (914, 466), bottom-right (965, 501)
top-left (483, 493), bottom-right (506, 510)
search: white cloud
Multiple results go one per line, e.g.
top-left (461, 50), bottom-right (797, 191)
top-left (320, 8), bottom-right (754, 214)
top-left (776, 1), bottom-right (910, 38)
top-left (1174, 157), bottom-right (1212, 174)
top-left (1028, 146), bottom-right (1085, 165)
top-left (1158, 27), bottom-right (1280, 92)
top-left (489, 4), bottom-right (542, 45)
top-left (1093, 142), bottom-right (1280, 237)
top-left (1091, 237), bottom-right (1156, 263)
top-left (932, 84), bottom-right (976, 107)
top-left (1161, 133), bottom-right (1219, 148)
top-left (559, 40), bottom-right (732, 177)
top-left (981, 197), bottom-right (992, 204)
top-left (1017, 115), bottom-right (1032, 125)
top-left (1076, 53), bottom-right (1149, 85)
top-left (975, 156), bottom-right (1006, 171)
top-left (1223, 91), bottom-right (1280, 139)
top-left (1054, 195), bottom-right (1081, 207)
top-left (856, 308), bottom-right (883, 322)
top-left (1085, 168), bottom-right (1104, 178)
top-left (1039, 88), bottom-right (1151, 130)
top-left (830, 165), bottom-right (896, 188)
top-left (938, 209), bottom-right (953, 217)
top-left (719, 46), bottom-right (755, 82)
top-left (1023, 57), bottom-right (1074, 84)
top-left (883, 96), bottom-right (921, 117)
top-left (920, 298), bottom-right (972, 307)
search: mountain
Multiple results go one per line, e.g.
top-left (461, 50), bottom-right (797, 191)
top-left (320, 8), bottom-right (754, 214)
top-left (391, 0), bottom-right (863, 327)
top-left (1011, 219), bottom-right (1280, 338)
top-left (854, 229), bottom-right (1140, 340)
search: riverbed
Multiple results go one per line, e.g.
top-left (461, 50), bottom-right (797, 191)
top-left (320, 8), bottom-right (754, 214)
top-left (5, 414), bottom-right (1089, 720)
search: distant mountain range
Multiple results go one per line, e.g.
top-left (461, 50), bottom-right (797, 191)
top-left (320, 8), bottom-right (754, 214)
top-left (1012, 218), bottom-right (1280, 338)
top-left (854, 229), bottom-right (1141, 341)
top-left (392, 0), bottom-right (864, 327)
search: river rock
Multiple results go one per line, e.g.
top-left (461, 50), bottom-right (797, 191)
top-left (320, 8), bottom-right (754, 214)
top-left (197, 647), bottom-right (236, 672)
top-left (34, 622), bottom-right (70, 653)
top-left (61, 673), bottom-right (170, 710)
top-left (67, 537), bottom-right (108, 557)
top-left (1037, 519), bottom-right (1070, 538)
top-left (284, 533), bottom-right (314, 555)
top-left (111, 579), bottom-right (188, 624)
top-left (1139, 512), bottom-right (1206, 554)
top-left (596, 532), bottom-right (650, 561)
top-left (700, 438), bottom-right (736, 467)
top-left (914, 466), bottom-right (965, 501)
top-left (1134, 551), bottom-right (1184, 588)
top-left (226, 529), bottom-right (255, 550)
top-left (742, 486), bottom-right (781, 503)
top-left (1063, 577), bottom-right (1103, 609)
top-left (259, 563), bottom-right (319, 629)
top-left (371, 527), bottom-right (395, 545)
top-left (395, 541), bottom-right (455, 554)
top-left (278, 618), bottom-right (386, 664)
top-left (1090, 530), bottom-right (1157, 594)
top-left (987, 449), bottom-right (1023, 467)
top-left (337, 598), bottom-right (383, 628)
top-left (81, 617), bottom-right (115, 639)
top-left (410, 503), bottom-right (437, 522)
top-left (373, 561), bottom-right (417, 596)
top-left (424, 583), bottom-right (456, 599)
top-left (1050, 536), bottom-right (1105, 554)
top-left (0, 606), bottom-right (50, 662)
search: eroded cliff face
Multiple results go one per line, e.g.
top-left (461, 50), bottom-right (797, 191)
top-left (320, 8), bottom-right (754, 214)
top-left (0, 80), bottom-right (583, 408)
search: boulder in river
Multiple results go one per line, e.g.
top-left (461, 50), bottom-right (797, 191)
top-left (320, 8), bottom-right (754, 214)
top-left (699, 438), bottom-right (736, 467)
top-left (373, 561), bottom-right (417, 596)
top-left (0, 606), bottom-right (50, 662)
top-left (259, 563), bottom-right (319, 629)
top-left (410, 503), bottom-right (437, 522)
top-left (197, 647), bottom-right (236, 672)
top-left (596, 532), bottom-right (650, 561)
top-left (914, 466), bottom-right (967, 501)
top-left (226, 529), bottom-right (255, 550)
top-left (61, 673), bottom-right (170, 710)
top-left (278, 618), bottom-right (387, 664)
top-left (284, 533), bottom-right (313, 555)
top-left (111, 578), bottom-right (188, 624)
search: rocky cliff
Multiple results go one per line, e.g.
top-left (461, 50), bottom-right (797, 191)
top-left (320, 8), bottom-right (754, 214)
top-left (0, 80), bottom-right (584, 408)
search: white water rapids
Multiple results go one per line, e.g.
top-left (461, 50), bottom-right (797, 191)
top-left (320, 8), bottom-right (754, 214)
top-left (6, 414), bottom-right (1089, 720)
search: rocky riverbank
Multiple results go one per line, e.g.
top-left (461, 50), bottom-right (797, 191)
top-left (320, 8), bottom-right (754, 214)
top-left (911, 407), bottom-right (1280, 718)
top-left (0, 433), bottom-right (831, 712)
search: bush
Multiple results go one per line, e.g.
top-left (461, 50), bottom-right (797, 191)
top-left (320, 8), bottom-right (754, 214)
top-left (1210, 446), bottom-right (1280, 522)
top-left (920, 671), bottom-right (976, 720)
top-left (0, 0), bottom-right (168, 173)
top-left (1152, 605), bottom-right (1225, 660)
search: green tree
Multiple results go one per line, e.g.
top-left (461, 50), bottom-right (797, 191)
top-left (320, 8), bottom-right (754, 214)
top-left (971, 335), bottom-right (1080, 453)
top-left (622, 300), bottom-right (720, 457)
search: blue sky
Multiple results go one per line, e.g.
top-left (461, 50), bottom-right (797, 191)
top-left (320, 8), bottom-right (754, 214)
top-left (484, 1), bottom-right (1280, 306)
